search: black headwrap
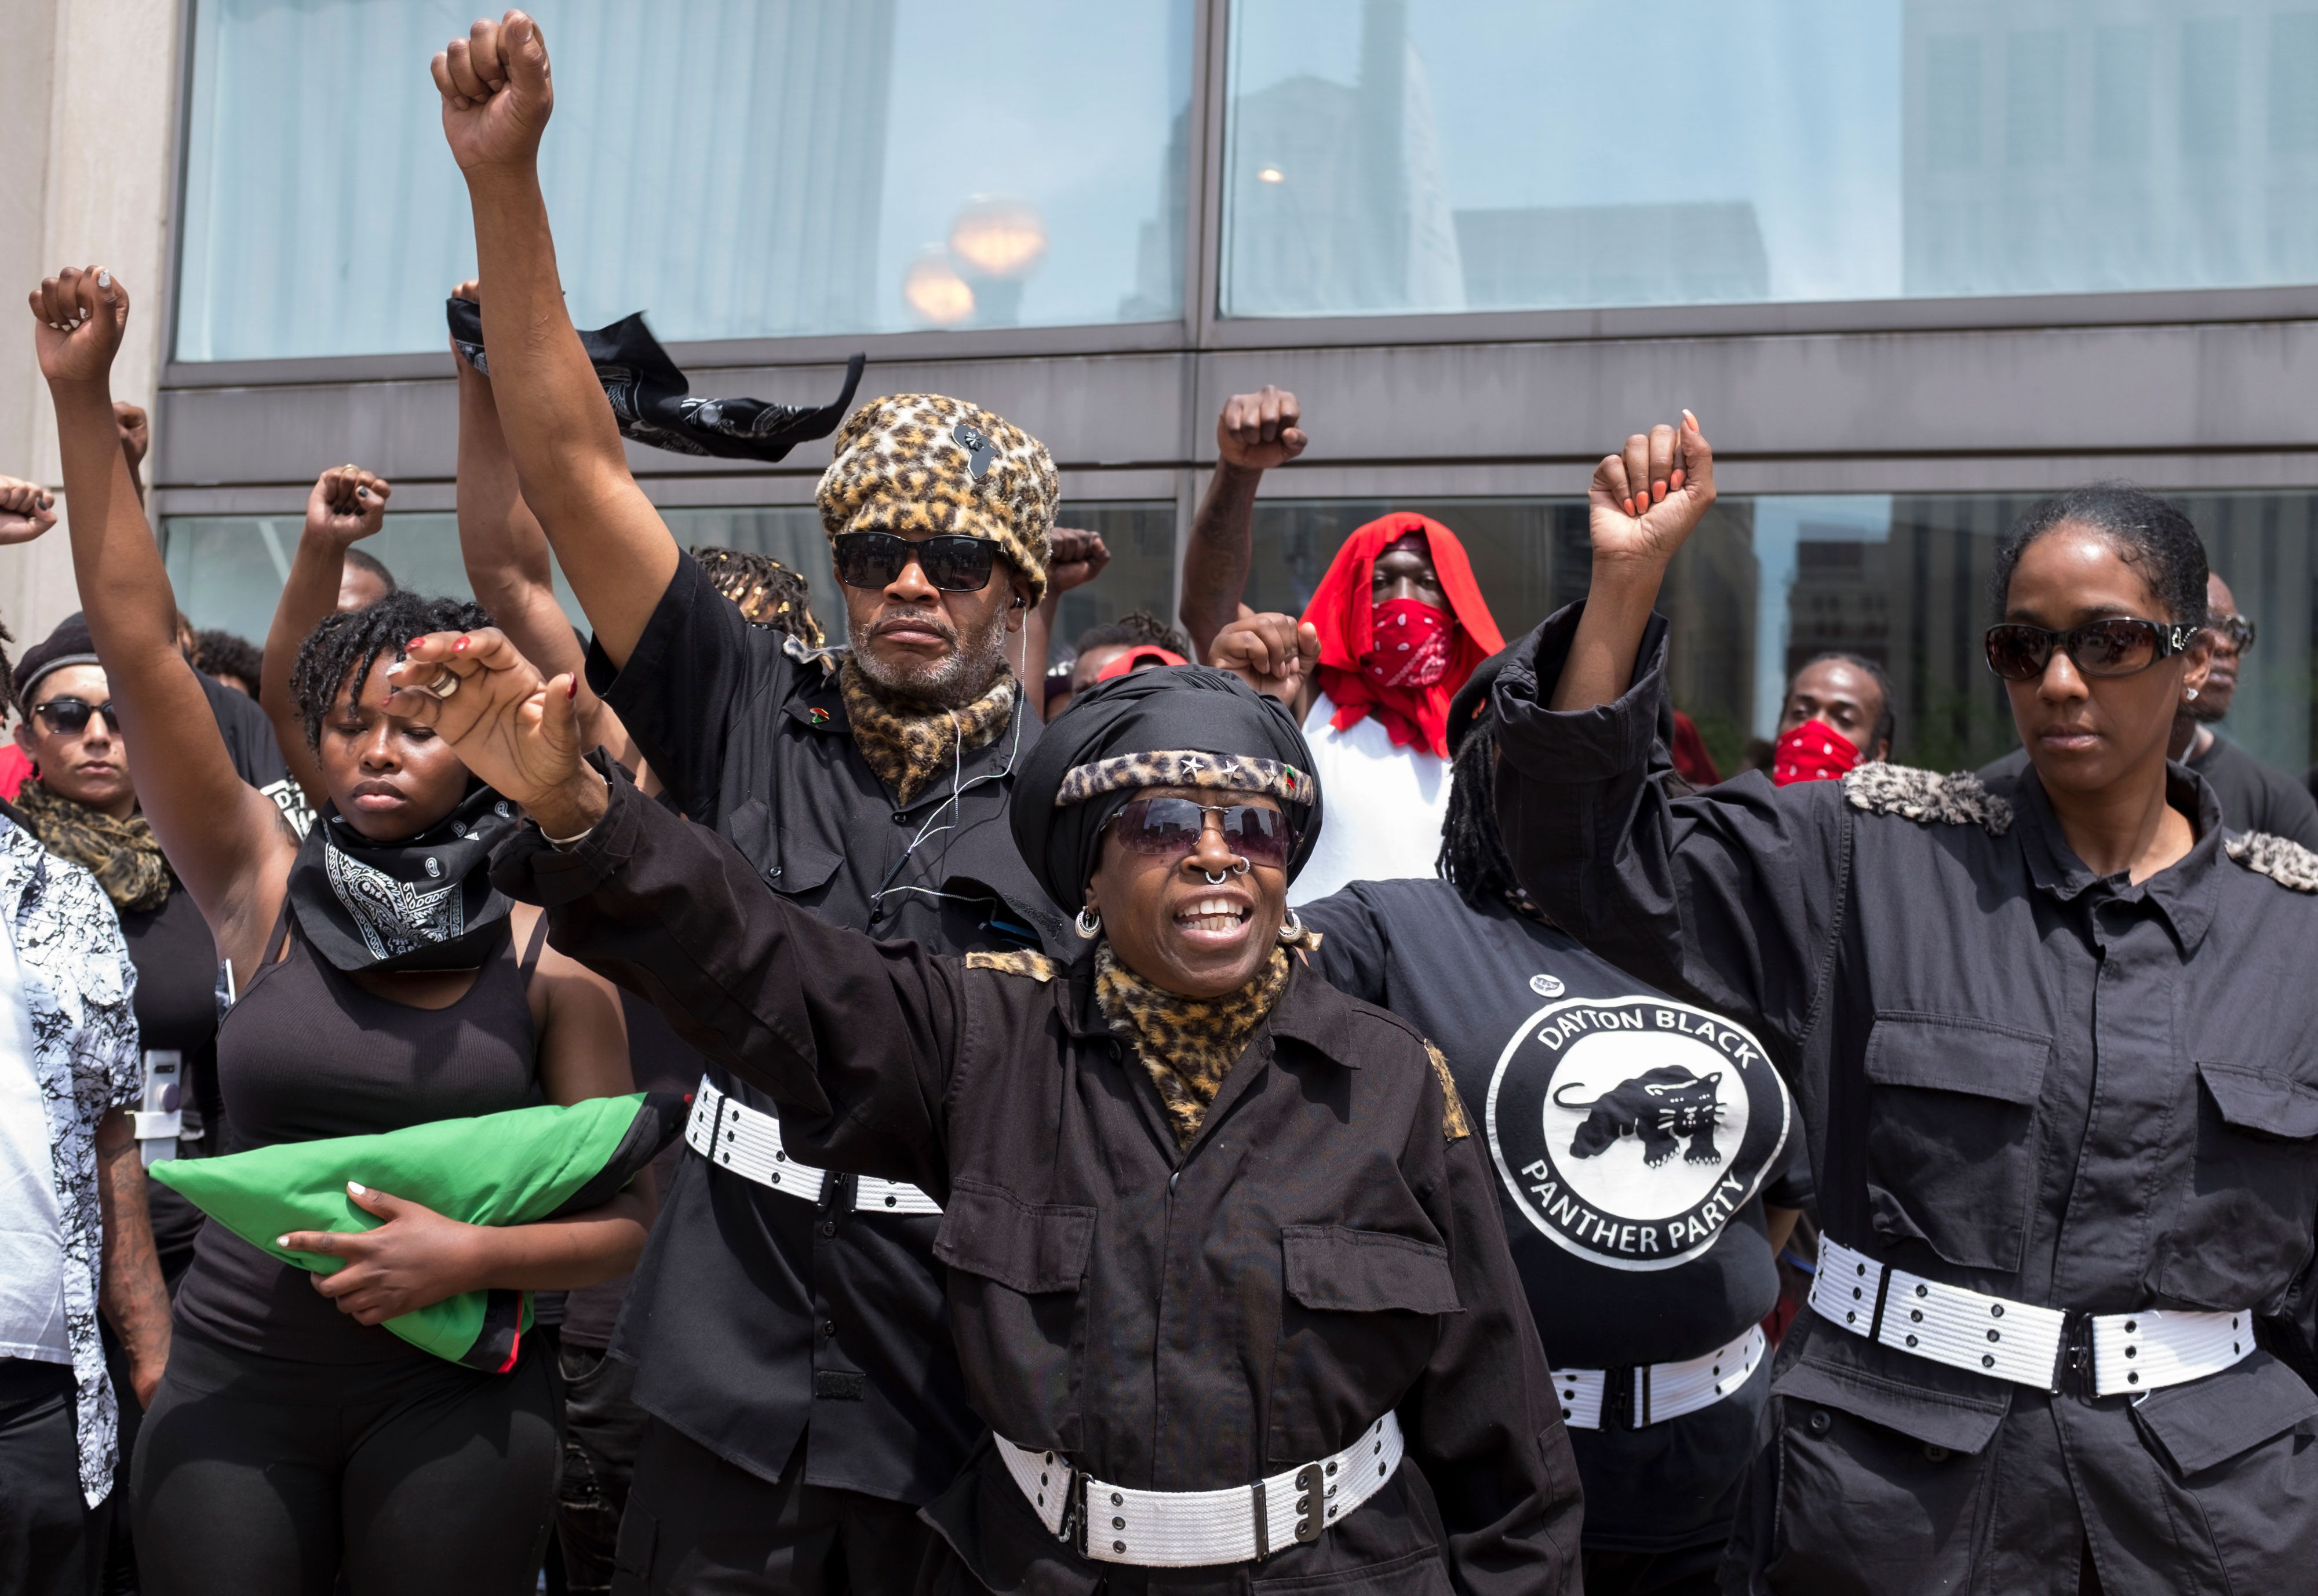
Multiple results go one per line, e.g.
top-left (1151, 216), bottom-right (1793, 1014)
top-left (447, 298), bottom-right (863, 463)
top-left (285, 785), bottom-right (521, 973)
top-left (1012, 665), bottom-right (1322, 909)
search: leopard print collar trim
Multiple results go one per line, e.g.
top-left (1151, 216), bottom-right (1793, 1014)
top-left (1094, 942), bottom-right (1291, 1150)
top-left (839, 661), bottom-right (1019, 808)
top-left (1057, 750), bottom-right (1314, 808)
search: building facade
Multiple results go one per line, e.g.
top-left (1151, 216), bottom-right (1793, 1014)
top-left (9, 0), bottom-right (2317, 778)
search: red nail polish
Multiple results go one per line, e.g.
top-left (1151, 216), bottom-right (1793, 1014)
top-left (1653, 482), bottom-right (1667, 504)
top-left (1670, 469), bottom-right (1686, 490)
top-left (566, 677), bottom-right (578, 700)
top-left (453, 635), bottom-right (469, 653)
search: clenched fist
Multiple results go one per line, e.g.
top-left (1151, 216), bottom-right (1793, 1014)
top-left (432, 10), bottom-right (555, 174)
top-left (28, 266), bottom-right (129, 388)
top-left (0, 477), bottom-right (56, 546)
top-left (1216, 387), bottom-right (1307, 472)
top-left (1587, 411), bottom-right (1716, 571)
top-left (305, 464), bottom-right (393, 548)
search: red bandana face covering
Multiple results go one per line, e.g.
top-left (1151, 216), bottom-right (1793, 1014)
top-left (1772, 720), bottom-right (1861, 786)
top-left (1362, 599), bottom-right (1454, 689)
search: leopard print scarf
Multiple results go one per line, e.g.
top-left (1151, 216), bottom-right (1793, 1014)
top-left (1095, 942), bottom-right (1292, 1150)
top-left (839, 661), bottom-right (1019, 807)
top-left (13, 779), bottom-right (169, 912)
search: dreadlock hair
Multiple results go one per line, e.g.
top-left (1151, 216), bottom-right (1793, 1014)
top-left (290, 591), bottom-right (490, 751)
top-left (690, 546), bottom-right (826, 648)
top-left (1437, 709), bottom-right (1525, 910)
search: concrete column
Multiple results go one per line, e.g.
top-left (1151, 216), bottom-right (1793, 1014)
top-left (0, 0), bottom-right (184, 651)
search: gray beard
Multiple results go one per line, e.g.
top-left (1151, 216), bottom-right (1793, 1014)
top-left (847, 613), bottom-right (1011, 709)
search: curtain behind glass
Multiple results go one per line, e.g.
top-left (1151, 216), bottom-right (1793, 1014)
top-left (177, 0), bottom-right (1191, 360)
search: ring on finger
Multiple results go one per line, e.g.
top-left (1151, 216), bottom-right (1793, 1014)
top-left (418, 666), bottom-right (460, 701)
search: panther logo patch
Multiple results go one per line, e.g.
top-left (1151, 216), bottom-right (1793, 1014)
top-left (1486, 996), bottom-right (1789, 1272)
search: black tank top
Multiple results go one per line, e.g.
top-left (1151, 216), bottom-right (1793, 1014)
top-left (118, 883), bottom-right (224, 1274)
top-left (173, 906), bottom-right (548, 1363)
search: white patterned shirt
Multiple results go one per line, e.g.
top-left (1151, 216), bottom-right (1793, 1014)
top-left (0, 815), bottom-right (140, 1504)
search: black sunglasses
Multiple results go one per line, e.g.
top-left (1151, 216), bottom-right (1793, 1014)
top-left (832, 531), bottom-right (997, 593)
top-left (1109, 798), bottom-right (1297, 868)
top-left (31, 697), bottom-right (116, 736)
top-left (2210, 615), bottom-right (2257, 653)
top-left (1984, 618), bottom-right (2199, 683)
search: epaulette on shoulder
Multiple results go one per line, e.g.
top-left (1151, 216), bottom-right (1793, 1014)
top-left (1842, 763), bottom-right (2013, 835)
top-left (965, 949), bottom-right (1057, 981)
top-left (2225, 831), bottom-right (2318, 892)
top-left (1423, 1039), bottom-right (1474, 1145)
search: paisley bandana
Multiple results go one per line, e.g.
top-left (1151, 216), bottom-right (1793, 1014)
top-left (286, 785), bottom-right (520, 972)
top-left (839, 662), bottom-right (1020, 808)
top-left (13, 779), bottom-right (169, 913)
top-left (1773, 721), bottom-right (1862, 788)
top-left (1095, 942), bottom-right (1292, 1150)
top-left (1361, 599), bottom-right (1455, 689)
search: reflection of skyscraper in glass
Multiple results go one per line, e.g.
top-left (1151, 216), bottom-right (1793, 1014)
top-left (1224, 0), bottom-right (1464, 315)
top-left (1901, 0), bottom-right (2318, 298)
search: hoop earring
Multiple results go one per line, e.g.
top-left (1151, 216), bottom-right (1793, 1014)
top-left (1075, 905), bottom-right (1102, 939)
top-left (1277, 910), bottom-right (1305, 943)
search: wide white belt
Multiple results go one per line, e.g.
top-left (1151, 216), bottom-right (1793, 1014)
top-left (1812, 1238), bottom-right (2253, 1398)
top-left (1552, 1325), bottom-right (1766, 1430)
top-left (997, 1413), bottom-right (1404, 1568)
top-left (685, 1078), bottom-right (941, 1216)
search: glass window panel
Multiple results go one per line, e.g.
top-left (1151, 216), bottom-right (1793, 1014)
top-left (1239, 494), bottom-right (2318, 780)
top-left (1221, 1), bottom-right (2318, 318)
top-left (176, 0), bottom-right (1193, 361)
top-left (161, 503), bottom-right (1176, 675)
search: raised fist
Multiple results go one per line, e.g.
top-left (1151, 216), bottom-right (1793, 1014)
top-left (432, 10), bottom-right (555, 173)
top-left (0, 476), bottom-right (57, 546)
top-left (28, 267), bottom-right (129, 387)
top-left (1047, 527), bottom-right (1110, 597)
top-left (114, 403), bottom-right (150, 474)
top-left (1216, 386), bottom-right (1307, 472)
top-left (305, 465), bottom-right (392, 548)
top-left (1207, 608), bottom-right (1320, 706)
top-left (1588, 411), bottom-right (1716, 571)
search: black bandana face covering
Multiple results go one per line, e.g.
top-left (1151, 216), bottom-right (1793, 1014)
top-left (286, 785), bottom-right (522, 974)
top-left (447, 298), bottom-right (863, 463)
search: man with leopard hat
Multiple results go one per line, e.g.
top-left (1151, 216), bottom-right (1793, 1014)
top-left (429, 13), bottom-right (1070, 1583)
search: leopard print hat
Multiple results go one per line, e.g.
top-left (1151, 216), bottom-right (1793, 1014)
top-left (814, 393), bottom-right (1058, 603)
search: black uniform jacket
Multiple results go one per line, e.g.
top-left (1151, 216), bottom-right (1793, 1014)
top-left (1983, 734), bottom-right (2318, 852)
top-left (1489, 605), bottom-right (2318, 1596)
top-left (584, 552), bottom-right (1068, 1503)
top-left (494, 773), bottom-right (1583, 1595)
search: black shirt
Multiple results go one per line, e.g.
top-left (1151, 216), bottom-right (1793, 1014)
top-left (1303, 877), bottom-right (1808, 1554)
top-left (1982, 733), bottom-right (2318, 851)
top-left (498, 774), bottom-right (1582, 1595)
top-left (586, 552), bottom-right (1066, 1502)
top-left (1493, 604), bottom-right (2318, 1591)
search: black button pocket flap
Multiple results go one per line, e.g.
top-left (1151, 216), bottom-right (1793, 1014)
top-left (933, 1177), bottom-right (1095, 1294)
top-left (1282, 1225), bottom-right (1461, 1315)
top-left (2129, 1351), bottom-right (2318, 1477)
top-left (1863, 1014), bottom-right (2051, 1106)
top-left (1771, 1354), bottom-right (2007, 1456)
top-left (2196, 1062), bottom-right (2318, 1141)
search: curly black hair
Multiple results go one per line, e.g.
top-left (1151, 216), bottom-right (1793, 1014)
top-left (290, 591), bottom-right (490, 750)
top-left (1072, 608), bottom-right (1192, 659)
top-left (194, 629), bottom-right (264, 693)
top-left (690, 546), bottom-right (825, 648)
top-left (1992, 484), bottom-right (2209, 629)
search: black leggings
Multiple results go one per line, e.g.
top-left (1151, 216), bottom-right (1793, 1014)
top-left (131, 1333), bottom-right (560, 1596)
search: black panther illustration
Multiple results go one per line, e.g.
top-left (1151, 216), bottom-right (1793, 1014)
top-left (1553, 1066), bottom-right (1726, 1167)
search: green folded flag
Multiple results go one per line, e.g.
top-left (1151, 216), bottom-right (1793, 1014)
top-left (152, 1091), bottom-right (687, 1370)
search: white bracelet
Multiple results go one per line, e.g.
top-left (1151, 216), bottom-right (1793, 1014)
top-left (537, 777), bottom-right (610, 848)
